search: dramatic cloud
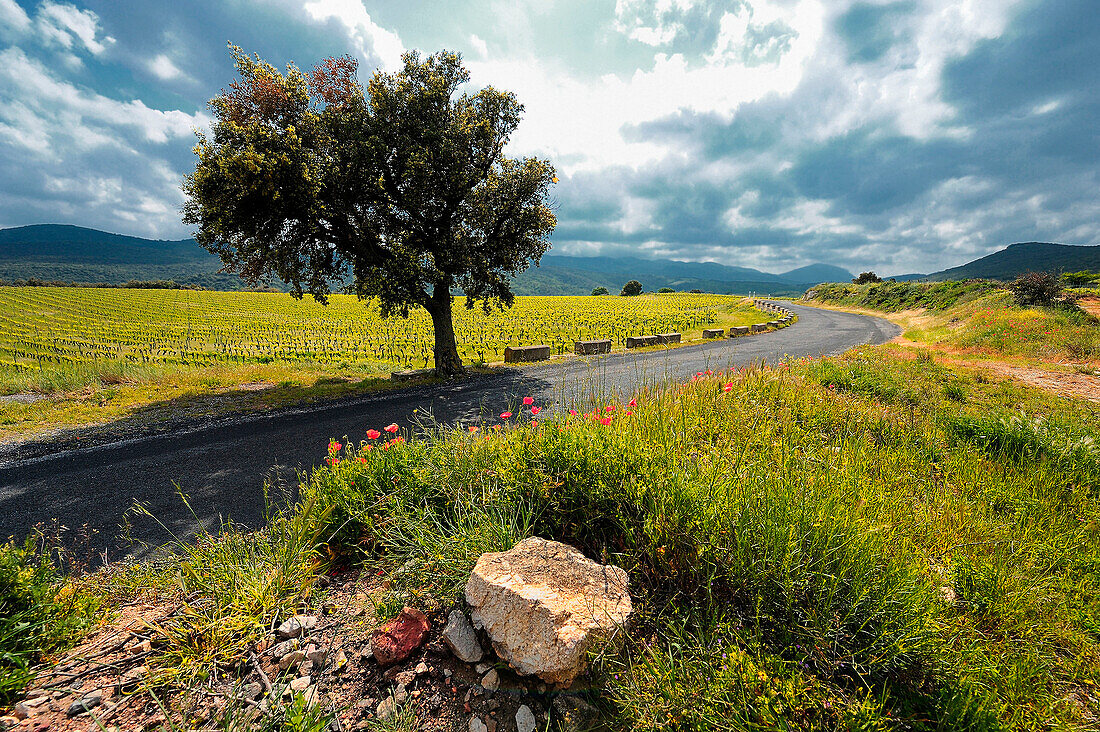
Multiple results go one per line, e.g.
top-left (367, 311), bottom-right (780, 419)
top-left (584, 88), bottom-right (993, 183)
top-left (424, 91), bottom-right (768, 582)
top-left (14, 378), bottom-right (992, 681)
top-left (0, 0), bottom-right (1096, 273)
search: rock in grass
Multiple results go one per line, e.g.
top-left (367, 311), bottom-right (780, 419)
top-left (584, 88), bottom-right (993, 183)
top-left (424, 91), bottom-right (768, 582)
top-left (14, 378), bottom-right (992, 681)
top-left (275, 615), bottom-right (318, 640)
top-left (13, 696), bottom-right (50, 719)
top-left (376, 695), bottom-right (398, 723)
top-left (516, 705), bottom-right (537, 732)
top-left (466, 537), bottom-right (631, 686)
top-left (442, 610), bottom-right (484, 662)
top-left (553, 695), bottom-right (598, 732)
top-left (370, 607), bottom-right (430, 665)
top-left (67, 690), bottom-right (103, 717)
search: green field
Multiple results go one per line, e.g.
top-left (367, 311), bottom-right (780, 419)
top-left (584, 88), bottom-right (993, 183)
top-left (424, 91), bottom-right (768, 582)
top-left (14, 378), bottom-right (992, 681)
top-left (0, 287), bottom-right (760, 374)
top-left (0, 288), bottom-right (769, 441)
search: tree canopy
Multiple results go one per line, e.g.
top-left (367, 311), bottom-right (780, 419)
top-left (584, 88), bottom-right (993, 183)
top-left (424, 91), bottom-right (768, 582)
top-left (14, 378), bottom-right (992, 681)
top-left (620, 280), bottom-right (643, 296)
top-left (183, 46), bottom-right (557, 374)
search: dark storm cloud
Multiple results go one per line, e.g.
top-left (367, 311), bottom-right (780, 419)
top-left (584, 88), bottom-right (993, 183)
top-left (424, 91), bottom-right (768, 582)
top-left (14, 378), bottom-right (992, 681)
top-left (834, 1), bottom-right (917, 63)
top-left (556, 0), bottom-right (1100, 273)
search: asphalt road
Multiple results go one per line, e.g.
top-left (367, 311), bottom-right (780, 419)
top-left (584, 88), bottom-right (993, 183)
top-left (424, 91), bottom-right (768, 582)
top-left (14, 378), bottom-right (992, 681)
top-left (0, 302), bottom-right (898, 563)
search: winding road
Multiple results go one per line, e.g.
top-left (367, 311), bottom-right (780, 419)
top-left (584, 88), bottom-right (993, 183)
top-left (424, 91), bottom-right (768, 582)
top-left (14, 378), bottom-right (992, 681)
top-left (0, 303), bottom-right (897, 563)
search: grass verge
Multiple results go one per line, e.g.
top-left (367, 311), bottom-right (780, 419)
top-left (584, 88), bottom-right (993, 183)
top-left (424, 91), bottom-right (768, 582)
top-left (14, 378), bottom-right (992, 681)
top-left (14, 345), bottom-right (1099, 729)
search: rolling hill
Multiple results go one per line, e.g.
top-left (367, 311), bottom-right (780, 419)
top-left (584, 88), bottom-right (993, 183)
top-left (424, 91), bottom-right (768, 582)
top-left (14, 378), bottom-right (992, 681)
top-left (0, 225), bottom-right (853, 295)
top-left (922, 241), bottom-right (1100, 281)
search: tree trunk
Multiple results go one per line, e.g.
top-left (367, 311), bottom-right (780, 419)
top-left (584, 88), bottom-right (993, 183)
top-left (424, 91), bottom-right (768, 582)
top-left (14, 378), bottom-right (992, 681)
top-left (426, 284), bottom-right (465, 376)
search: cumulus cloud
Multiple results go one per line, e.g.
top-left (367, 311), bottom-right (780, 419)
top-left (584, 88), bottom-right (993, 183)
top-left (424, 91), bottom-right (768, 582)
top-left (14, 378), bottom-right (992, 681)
top-left (0, 0), bottom-right (1095, 274)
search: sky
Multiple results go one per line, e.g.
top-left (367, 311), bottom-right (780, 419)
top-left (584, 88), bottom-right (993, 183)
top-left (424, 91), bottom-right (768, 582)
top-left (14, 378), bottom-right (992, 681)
top-left (0, 0), bottom-right (1096, 275)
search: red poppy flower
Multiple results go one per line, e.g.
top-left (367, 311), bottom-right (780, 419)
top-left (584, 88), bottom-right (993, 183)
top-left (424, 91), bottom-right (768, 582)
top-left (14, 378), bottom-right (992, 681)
top-left (628, 399), bottom-right (637, 407)
top-left (384, 423), bottom-right (399, 433)
top-left (530, 406), bottom-right (541, 416)
top-left (569, 409), bottom-right (578, 416)
top-left (500, 411), bottom-right (513, 419)
top-left (531, 420), bottom-right (538, 428)
top-left (605, 405), bottom-right (615, 412)
top-left (468, 425), bottom-right (479, 433)
top-left (328, 441), bottom-right (342, 454)
top-left (723, 383), bottom-right (733, 392)
top-left (599, 417), bottom-right (612, 426)
top-left (366, 429), bottom-right (381, 440)
top-left (624, 411), bottom-right (633, 416)
top-left (522, 396), bottom-right (534, 406)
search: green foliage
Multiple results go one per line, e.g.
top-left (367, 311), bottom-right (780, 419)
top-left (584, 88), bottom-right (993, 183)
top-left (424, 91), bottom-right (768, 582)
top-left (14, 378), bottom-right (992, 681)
top-left (288, 348), bottom-right (1100, 729)
top-left (657, 287), bottom-right (675, 293)
top-left (0, 537), bottom-right (98, 704)
top-left (1007, 271), bottom-right (1063, 306)
top-left (1062, 270), bottom-right (1100, 288)
top-left (591, 286), bottom-right (609, 296)
top-left (620, 280), bottom-right (643, 296)
top-left (809, 279), bottom-right (996, 311)
top-left (853, 271), bottom-right (883, 284)
top-left (184, 47), bottom-right (557, 374)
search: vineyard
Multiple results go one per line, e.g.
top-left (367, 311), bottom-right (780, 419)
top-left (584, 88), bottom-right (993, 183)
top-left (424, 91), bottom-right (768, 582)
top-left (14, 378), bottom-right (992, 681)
top-left (0, 287), bottom-right (761, 374)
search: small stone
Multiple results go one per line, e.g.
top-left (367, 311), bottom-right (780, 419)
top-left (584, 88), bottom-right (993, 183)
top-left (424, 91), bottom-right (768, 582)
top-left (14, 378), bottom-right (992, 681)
top-left (428, 693), bottom-right (443, 712)
top-left (442, 610), bottom-right (484, 663)
top-left (290, 676), bottom-right (312, 692)
top-left (940, 585), bottom-right (957, 604)
top-left (118, 666), bottom-right (147, 692)
top-left (369, 607), bottom-right (430, 665)
top-left (269, 639), bottom-right (299, 658)
top-left (67, 690), bottom-right (103, 717)
top-left (553, 695), bottom-right (598, 732)
top-left (481, 669), bottom-right (499, 691)
top-left (475, 663), bottom-right (490, 675)
top-left (359, 646), bottom-right (374, 663)
top-left (443, 669), bottom-right (453, 679)
top-left (414, 661), bottom-right (430, 676)
top-left (394, 670), bottom-right (416, 687)
top-left (13, 696), bottom-right (50, 719)
top-left (516, 705), bottom-right (536, 732)
top-left (376, 696), bottom-right (398, 723)
top-left (128, 639), bottom-right (152, 655)
top-left (306, 645), bottom-right (327, 665)
top-left (393, 684), bottom-right (408, 705)
top-left (279, 650), bottom-right (307, 670)
top-left (470, 718), bottom-right (488, 732)
top-left (241, 682), bottom-right (263, 701)
top-left (276, 615), bottom-right (318, 640)
top-left (331, 649), bottom-right (348, 672)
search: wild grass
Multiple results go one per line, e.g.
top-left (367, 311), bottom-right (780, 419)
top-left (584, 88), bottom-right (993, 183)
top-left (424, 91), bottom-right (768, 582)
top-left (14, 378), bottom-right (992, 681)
top-left (0, 535), bottom-right (99, 705)
top-left (813, 282), bottom-right (1100, 362)
top-left (10, 348), bottom-right (1100, 729)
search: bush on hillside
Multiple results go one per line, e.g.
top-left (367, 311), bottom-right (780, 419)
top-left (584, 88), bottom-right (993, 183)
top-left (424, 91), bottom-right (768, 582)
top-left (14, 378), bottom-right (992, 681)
top-left (0, 537), bottom-right (97, 704)
top-left (657, 287), bottom-right (675, 293)
top-left (809, 280), bottom-right (996, 311)
top-left (591, 286), bottom-right (609, 296)
top-left (620, 280), bottom-right (643, 296)
top-left (1007, 272), bottom-right (1062, 306)
top-left (853, 271), bottom-right (883, 284)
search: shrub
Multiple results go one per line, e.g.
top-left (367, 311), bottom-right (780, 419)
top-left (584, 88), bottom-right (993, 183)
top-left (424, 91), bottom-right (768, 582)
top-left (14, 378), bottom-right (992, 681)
top-left (657, 287), bottom-right (675, 293)
top-left (1007, 272), bottom-right (1062, 306)
top-left (0, 537), bottom-right (97, 704)
top-left (853, 271), bottom-right (883, 284)
top-left (591, 286), bottom-right (609, 296)
top-left (620, 280), bottom-right (643, 296)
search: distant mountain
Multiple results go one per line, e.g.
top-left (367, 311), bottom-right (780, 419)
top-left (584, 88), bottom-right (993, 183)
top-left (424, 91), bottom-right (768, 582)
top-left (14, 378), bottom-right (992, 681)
top-left (778, 263), bottom-right (855, 285)
top-left (0, 224), bottom-right (247, 289)
top-left (513, 254), bottom-right (852, 296)
top-left (923, 241), bottom-right (1100, 281)
top-left (0, 224), bottom-right (855, 295)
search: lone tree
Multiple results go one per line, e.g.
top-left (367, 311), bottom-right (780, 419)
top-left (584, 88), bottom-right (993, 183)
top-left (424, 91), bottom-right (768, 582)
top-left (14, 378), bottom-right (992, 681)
top-left (591, 286), bottom-right (609, 296)
top-left (853, 272), bottom-right (882, 284)
top-left (620, 280), bottom-right (643, 296)
top-left (183, 47), bottom-right (557, 375)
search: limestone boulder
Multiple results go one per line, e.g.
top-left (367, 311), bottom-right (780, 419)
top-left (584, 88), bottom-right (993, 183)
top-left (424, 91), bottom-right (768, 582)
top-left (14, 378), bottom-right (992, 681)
top-left (465, 537), bottom-right (631, 686)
